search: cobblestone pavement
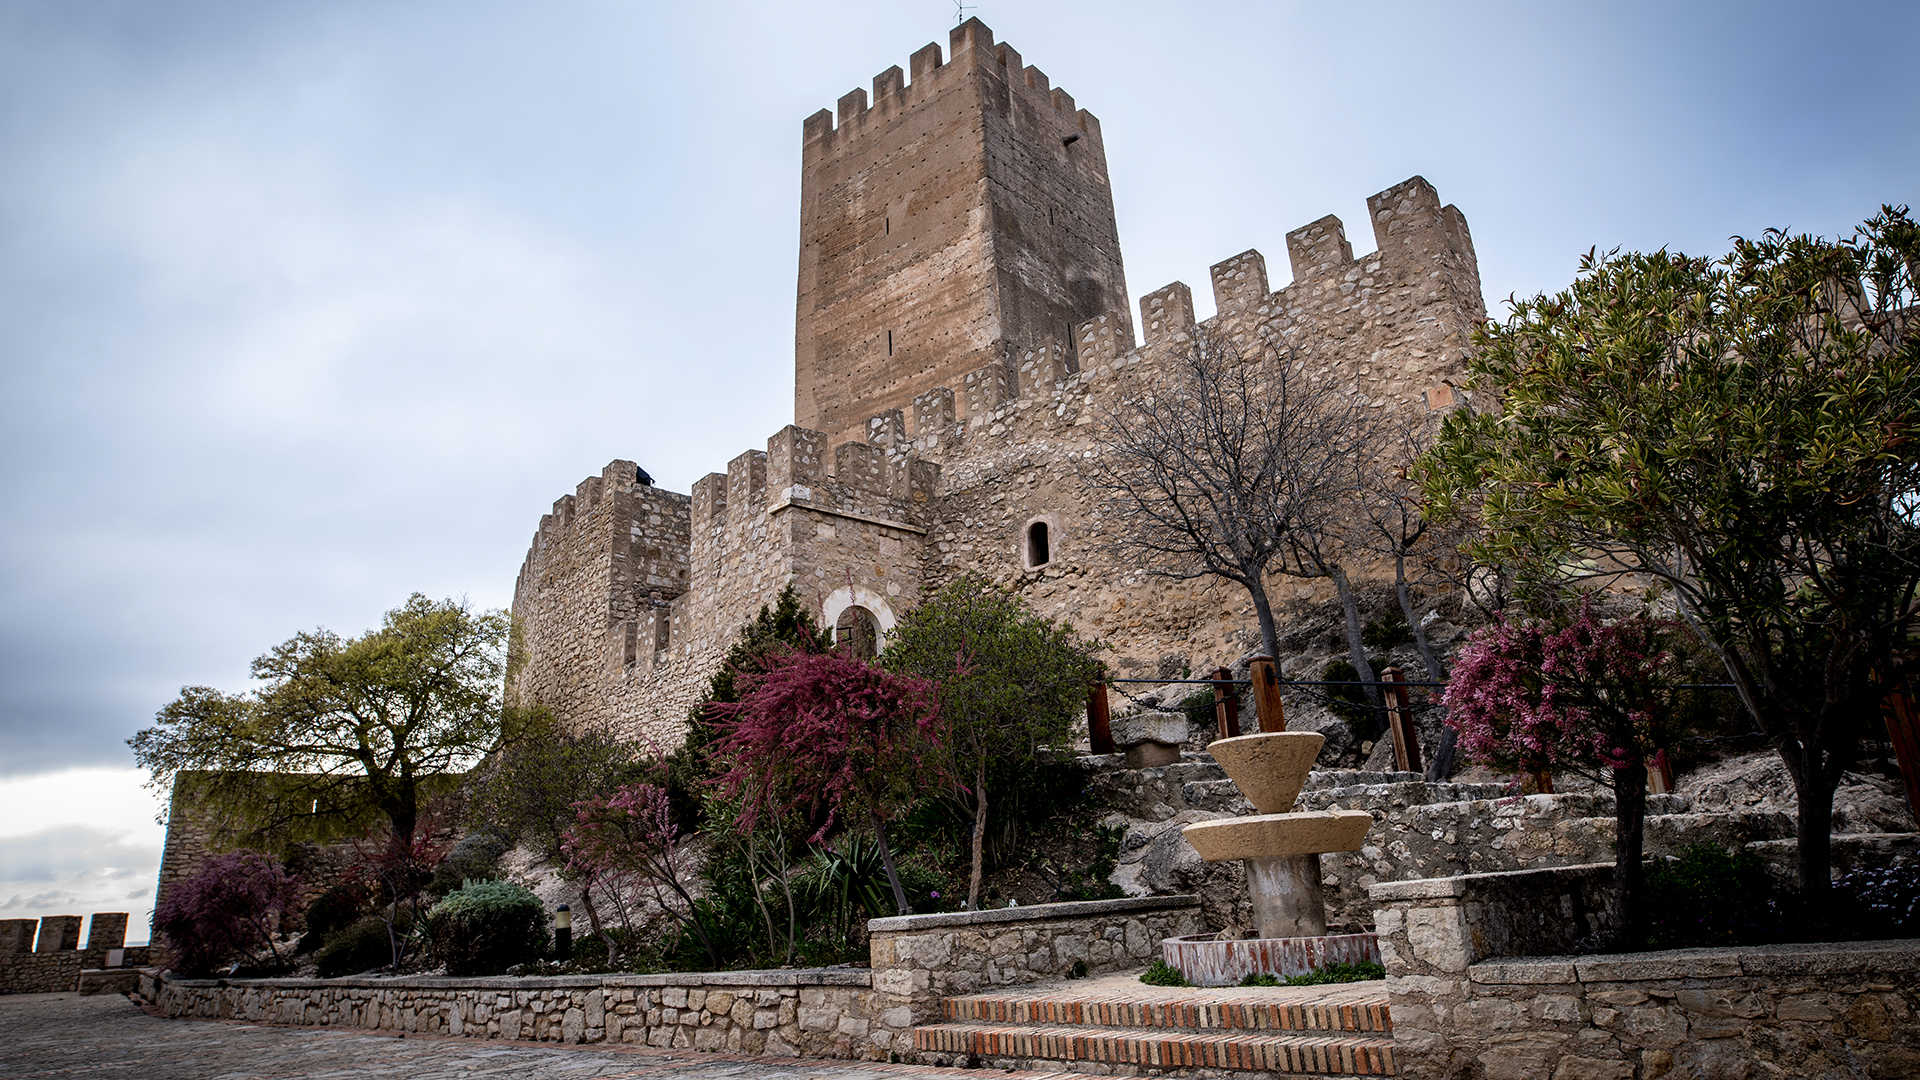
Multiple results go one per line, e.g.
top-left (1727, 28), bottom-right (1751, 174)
top-left (0, 992), bottom-right (1075, 1080)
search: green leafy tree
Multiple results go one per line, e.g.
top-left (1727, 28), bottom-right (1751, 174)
top-left (461, 715), bottom-right (647, 936)
top-left (132, 595), bottom-right (527, 856)
top-left (881, 575), bottom-right (1103, 909)
top-left (1425, 208), bottom-right (1920, 903)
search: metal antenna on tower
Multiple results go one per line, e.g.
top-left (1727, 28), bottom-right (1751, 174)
top-left (952, 0), bottom-right (976, 26)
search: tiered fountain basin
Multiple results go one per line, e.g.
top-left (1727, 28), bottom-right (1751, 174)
top-left (1160, 731), bottom-right (1383, 987)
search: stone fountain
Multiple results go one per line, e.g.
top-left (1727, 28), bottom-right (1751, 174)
top-left (1160, 730), bottom-right (1383, 985)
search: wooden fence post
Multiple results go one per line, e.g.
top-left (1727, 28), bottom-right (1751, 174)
top-left (1883, 682), bottom-right (1920, 827)
top-left (1249, 656), bottom-right (1286, 733)
top-left (1647, 749), bottom-right (1675, 795)
top-left (1087, 681), bottom-right (1115, 755)
top-left (1383, 666), bottom-right (1422, 774)
top-left (1211, 667), bottom-right (1241, 740)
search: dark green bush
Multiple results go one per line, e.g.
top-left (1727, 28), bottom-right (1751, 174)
top-left (1833, 856), bottom-right (1920, 937)
top-left (1320, 659), bottom-right (1385, 742)
top-left (1283, 960), bottom-right (1385, 985)
top-left (1644, 843), bottom-right (1787, 949)
top-left (424, 880), bottom-right (549, 976)
top-left (1181, 688), bottom-right (1216, 727)
top-left (314, 915), bottom-right (400, 977)
top-left (428, 831), bottom-right (512, 897)
top-left (1238, 971), bottom-right (1282, 987)
top-left (1363, 611), bottom-right (1411, 651)
top-left (298, 881), bottom-right (371, 954)
top-left (1139, 959), bottom-right (1190, 986)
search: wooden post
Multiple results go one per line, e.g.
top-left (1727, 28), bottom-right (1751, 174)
top-left (1249, 656), bottom-right (1286, 733)
top-left (1529, 769), bottom-right (1555, 795)
top-left (1383, 667), bottom-right (1422, 774)
top-left (1211, 667), bottom-right (1241, 739)
top-left (1883, 683), bottom-right (1920, 827)
top-left (1087, 681), bottom-right (1115, 755)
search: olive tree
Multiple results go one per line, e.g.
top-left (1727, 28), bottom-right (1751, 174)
top-left (1425, 208), bottom-right (1920, 902)
top-left (132, 595), bottom-right (526, 856)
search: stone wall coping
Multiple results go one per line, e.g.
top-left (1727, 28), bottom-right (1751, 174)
top-left (159, 965), bottom-right (873, 992)
top-left (1468, 938), bottom-right (1920, 985)
top-left (1367, 862), bottom-right (1614, 902)
top-left (866, 895), bottom-right (1200, 933)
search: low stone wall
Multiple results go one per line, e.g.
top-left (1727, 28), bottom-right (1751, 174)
top-left (1, 945), bottom-right (150, 995)
top-left (867, 895), bottom-right (1202, 1019)
top-left (146, 897), bottom-right (1201, 1057)
top-left (2, 953), bottom-right (81, 995)
top-left (151, 968), bottom-right (906, 1059)
top-left (1371, 865), bottom-right (1920, 1079)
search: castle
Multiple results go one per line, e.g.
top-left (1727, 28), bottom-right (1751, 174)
top-left (504, 18), bottom-right (1487, 744)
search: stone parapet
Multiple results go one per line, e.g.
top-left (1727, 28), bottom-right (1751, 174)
top-left (867, 895), bottom-right (1203, 1020)
top-left (1370, 864), bottom-right (1920, 1078)
top-left (150, 967), bottom-right (905, 1059)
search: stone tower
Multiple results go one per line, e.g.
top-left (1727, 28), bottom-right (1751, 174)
top-left (794, 18), bottom-right (1130, 447)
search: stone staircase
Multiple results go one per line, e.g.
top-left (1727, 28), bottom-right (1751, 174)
top-left (912, 973), bottom-right (1396, 1078)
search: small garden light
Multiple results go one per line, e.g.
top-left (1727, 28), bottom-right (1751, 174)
top-left (554, 904), bottom-right (571, 962)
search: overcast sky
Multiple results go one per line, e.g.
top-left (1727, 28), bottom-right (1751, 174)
top-left (2, 1), bottom-right (1915, 939)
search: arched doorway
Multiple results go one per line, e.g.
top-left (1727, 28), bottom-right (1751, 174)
top-left (833, 605), bottom-right (881, 660)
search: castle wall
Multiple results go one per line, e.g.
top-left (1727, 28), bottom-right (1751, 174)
top-left (795, 19), bottom-right (1128, 449)
top-left (901, 176), bottom-right (1485, 676)
top-left (506, 462), bottom-right (691, 740)
top-left (512, 431), bottom-right (937, 745)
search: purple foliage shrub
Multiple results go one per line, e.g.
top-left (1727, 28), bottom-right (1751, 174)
top-left (154, 850), bottom-right (299, 975)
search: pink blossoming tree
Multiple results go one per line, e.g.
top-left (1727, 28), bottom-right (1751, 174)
top-left (563, 781), bottom-right (716, 967)
top-left (1443, 604), bottom-right (1683, 941)
top-left (711, 648), bottom-right (942, 916)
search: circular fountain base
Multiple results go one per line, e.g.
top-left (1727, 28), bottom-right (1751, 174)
top-left (1159, 931), bottom-right (1382, 987)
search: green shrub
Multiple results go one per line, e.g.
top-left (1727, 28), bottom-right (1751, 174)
top-left (314, 914), bottom-right (399, 977)
top-left (428, 832), bottom-right (512, 897)
top-left (1644, 843), bottom-right (1786, 949)
top-left (1320, 659), bottom-right (1385, 741)
top-left (298, 881), bottom-right (371, 954)
top-left (1283, 960), bottom-right (1385, 985)
top-left (1181, 688), bottom-right (1216, 727)
top-left (1238, 971), bottom-right (1282, 986)
top-left (1363, 612), bottom-right (1411, 651)
top-left (424, 880), bottom-right (549, 976)
top-left (1139, 959), bottom-right (1190, 986)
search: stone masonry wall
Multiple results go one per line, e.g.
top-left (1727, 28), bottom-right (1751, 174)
top-left (151, 968), bottom-right (903, 1059)
top-left (1370, 865), bottom-right (1920, 1079)
top-left (509, 432), bottom-right (939, 744)
top-left (867, 895), bottom-right (1203, 1023)
top-left (144, 898), bottom-right (1200, 1058)
top-left (908, 174), bottom-right (1484, 679)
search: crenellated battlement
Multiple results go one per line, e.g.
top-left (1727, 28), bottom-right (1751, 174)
top-left (685, 425), bottom-right (941, 539)
top-left (848, 175), bottom-right (1480, 455)
top-left (802, 19), bottom-right (1101, 162)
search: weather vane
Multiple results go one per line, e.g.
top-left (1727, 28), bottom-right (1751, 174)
top-left (953, 0), bottom-right (976, 26)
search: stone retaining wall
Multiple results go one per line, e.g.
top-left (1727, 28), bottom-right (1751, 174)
top-left (150, 968), bottom-right (907, 1059)
top-left (867, 895), bottom-right (1203, 1020)
top-left (147, 897), bottom-right (1201, 1058)
top-left (1371, 864), bottom-right (1920, 1079)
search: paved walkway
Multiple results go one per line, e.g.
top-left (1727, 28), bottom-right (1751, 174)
top-left (0, 992), bottom-right (1075, 1080)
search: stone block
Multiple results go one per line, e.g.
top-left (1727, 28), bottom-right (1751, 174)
top-left (34, 915), bottom-right (82, 952)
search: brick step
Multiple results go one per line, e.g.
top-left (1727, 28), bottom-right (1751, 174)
top-left (941, 990), bottom-right (1390, 1035)
top-left (914, 1021), bottom-right (1396, 1076)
